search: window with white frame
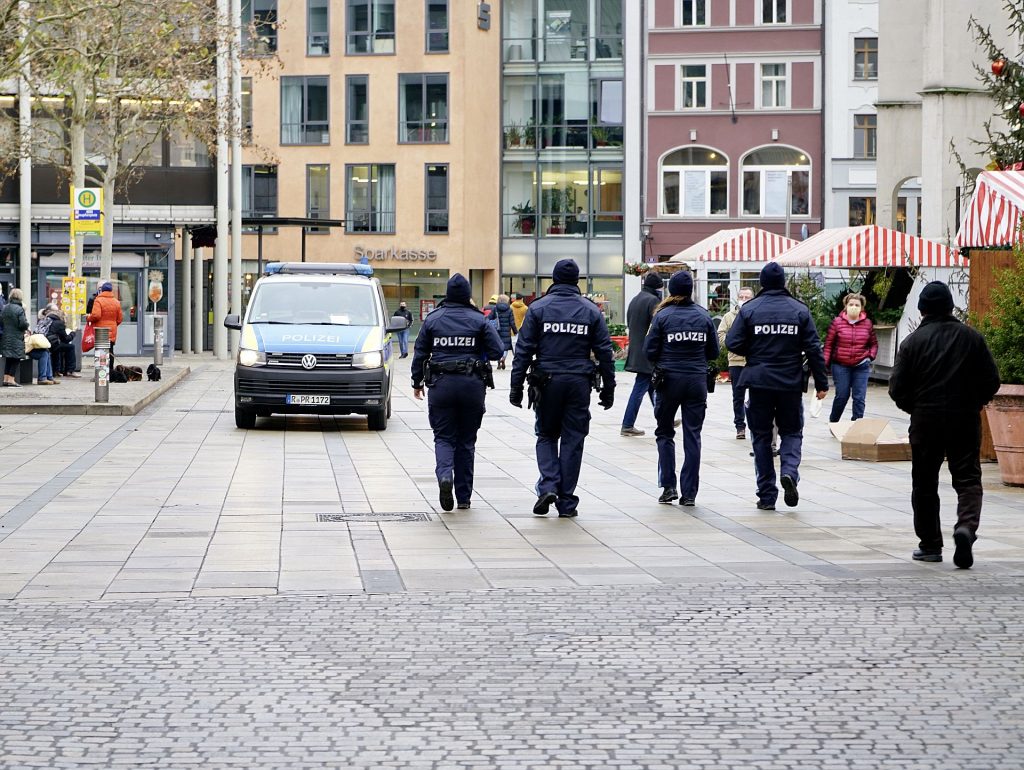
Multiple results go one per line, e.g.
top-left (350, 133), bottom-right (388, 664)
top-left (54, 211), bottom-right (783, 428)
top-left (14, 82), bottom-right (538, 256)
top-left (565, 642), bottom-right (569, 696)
top-left (761, 0), bottom-right (787, 24)
top-left (680, 0), bottom-right (706, 26)
top-left (760, 63), bottom-right (787, 108)
top-left (661, 147), bottom-right (728, 217)
top-left (681, 65), bottom-right (708, 109)
top-left (741, 146), bottom-right (809, 217)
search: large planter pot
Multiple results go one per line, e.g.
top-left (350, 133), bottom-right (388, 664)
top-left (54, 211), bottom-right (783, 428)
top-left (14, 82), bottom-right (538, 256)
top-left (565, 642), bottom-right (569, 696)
top-left (986, 384), bottom-right (1024, 487)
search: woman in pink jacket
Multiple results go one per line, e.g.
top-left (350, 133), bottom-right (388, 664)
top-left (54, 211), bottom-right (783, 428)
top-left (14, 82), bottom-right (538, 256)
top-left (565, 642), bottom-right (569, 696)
top-left (823, 292), bottom-right (878, 422)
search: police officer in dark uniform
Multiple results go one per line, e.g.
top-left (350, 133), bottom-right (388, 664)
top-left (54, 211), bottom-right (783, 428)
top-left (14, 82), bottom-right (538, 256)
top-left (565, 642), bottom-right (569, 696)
top-left (725, 263), bottom-right (828, 510)
top-left (644, 271), bottom-right (719, 506)
top-left (411, 274), bottom-right (503, 512)
top-left (510, 259), bottom-right (615, 518)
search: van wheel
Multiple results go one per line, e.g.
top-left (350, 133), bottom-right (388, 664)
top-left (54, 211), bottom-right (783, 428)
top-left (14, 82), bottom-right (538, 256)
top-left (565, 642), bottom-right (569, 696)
top-left (235, 405), bottom-right (257, 429)
top-left (367, 407), bottom-right (388, 431)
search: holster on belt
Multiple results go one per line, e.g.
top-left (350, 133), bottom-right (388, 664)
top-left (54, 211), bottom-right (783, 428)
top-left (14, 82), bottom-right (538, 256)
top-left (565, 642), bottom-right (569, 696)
top-left (706, 363), bottom-right (717, 393)
top-left (473, 359), bottom-right (495, 389)
top-left (526, 365), bottom-right (552, 409)
top-left (651, 367), bottom-right (666, 392)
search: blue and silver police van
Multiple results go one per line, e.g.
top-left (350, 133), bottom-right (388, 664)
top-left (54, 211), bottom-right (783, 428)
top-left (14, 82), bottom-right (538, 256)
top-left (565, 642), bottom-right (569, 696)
top-left (223, 262), bottom-right (407, 430)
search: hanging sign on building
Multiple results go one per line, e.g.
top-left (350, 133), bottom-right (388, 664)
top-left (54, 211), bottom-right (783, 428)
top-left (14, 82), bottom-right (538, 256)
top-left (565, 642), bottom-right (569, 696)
top-left (70, 186), bottom-right (104, 236)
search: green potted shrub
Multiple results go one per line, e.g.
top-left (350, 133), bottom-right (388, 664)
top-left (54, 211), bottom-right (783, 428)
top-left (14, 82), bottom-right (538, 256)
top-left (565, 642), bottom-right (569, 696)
top-left (978, 245), bottom-right (1024, 486)
top-left (512, 201), bottom-right (535, 235)
top-left (504, 123), bottom-right (522, 149)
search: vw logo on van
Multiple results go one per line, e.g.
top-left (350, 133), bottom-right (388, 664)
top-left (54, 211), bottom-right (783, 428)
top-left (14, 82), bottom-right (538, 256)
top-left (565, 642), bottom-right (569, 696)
top-left (301, 354), bottom-right (317, 370)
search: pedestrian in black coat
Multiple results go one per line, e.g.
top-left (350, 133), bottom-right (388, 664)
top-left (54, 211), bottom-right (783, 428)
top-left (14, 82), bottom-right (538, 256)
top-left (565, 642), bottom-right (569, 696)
top-left (620, 271), bottom-right (662, 436)
top-left (889, 281), bottom-right (1000, 569)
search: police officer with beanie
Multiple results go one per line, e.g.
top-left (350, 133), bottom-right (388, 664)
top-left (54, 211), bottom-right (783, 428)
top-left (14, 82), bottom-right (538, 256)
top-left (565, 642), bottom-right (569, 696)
top-left (644, 271), bottom-right (719, 506)
top-left (412, 273), bottom-right (503, 512)
top-left (889, 281), bottom-right (1000, 568)
top-left (510, 258), bottom-right (615, 518)
top-left (726, 263), bottom-right (828, 510)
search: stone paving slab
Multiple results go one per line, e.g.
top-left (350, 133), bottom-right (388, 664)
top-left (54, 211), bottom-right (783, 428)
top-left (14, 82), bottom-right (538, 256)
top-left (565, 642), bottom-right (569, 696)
top-left (0, 577), bottom-right (1021, 768)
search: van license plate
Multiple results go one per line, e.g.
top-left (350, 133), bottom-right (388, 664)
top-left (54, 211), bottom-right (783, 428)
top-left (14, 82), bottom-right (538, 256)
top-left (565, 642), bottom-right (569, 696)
top-left (288, 394), bottom-right (331, 405)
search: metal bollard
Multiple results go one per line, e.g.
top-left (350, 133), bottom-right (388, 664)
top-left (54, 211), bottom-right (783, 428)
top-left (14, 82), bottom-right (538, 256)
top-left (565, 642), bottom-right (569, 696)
top-left (153, 315), bottom-right (164, 367)
top-left (94, 326), bottom-right (110, 403)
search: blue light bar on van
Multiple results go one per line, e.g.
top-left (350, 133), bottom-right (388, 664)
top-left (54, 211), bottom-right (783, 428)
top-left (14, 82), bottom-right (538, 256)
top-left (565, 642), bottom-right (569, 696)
top-left (264, 262), bottom-right (374, 276)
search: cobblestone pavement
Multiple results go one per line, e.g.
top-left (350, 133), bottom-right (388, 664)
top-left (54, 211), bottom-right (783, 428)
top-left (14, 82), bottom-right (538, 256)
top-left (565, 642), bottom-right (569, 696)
top-left (1, 577), bottom-right (1022, 769)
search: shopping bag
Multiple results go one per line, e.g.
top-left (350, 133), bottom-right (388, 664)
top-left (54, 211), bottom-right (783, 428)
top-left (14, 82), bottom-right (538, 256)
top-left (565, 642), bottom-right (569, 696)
top-left (82, 320), bottom-right (95, 352)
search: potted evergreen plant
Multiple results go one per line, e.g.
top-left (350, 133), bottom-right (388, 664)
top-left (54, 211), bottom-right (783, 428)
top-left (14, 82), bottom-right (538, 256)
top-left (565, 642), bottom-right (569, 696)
top-left (979, 245), bottom-right (1024, 486)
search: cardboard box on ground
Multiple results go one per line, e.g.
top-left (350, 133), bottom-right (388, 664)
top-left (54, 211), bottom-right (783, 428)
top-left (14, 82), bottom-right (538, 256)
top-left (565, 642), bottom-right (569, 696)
top-left (830, 419), bottom-right (912, 462)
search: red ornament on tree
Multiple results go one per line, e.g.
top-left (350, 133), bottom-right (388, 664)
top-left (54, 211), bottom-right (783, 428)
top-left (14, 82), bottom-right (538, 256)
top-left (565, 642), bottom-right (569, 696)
top-left (993, 58), bottom-right (1008, 77)
top-left (1018, 102), bottom-right (1024, 118)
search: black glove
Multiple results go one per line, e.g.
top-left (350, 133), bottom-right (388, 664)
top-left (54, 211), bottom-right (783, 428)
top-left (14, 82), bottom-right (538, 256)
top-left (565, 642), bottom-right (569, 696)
top-left (509, 387), bottom-right (524, 408)
top-left (598, 387), bottom-right (614, 410)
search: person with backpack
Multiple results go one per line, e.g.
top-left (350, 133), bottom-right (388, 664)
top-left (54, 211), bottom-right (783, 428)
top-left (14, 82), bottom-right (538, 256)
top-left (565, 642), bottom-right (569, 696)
top-left (490, 294), bottom-right (517, 370)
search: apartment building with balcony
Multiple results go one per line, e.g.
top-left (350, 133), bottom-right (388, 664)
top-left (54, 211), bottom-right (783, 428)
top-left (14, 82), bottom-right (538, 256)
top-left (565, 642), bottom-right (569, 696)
top-left (242, 0), bottom-right (501, 323)
top-left (644, 0), bottom-right (824, 309)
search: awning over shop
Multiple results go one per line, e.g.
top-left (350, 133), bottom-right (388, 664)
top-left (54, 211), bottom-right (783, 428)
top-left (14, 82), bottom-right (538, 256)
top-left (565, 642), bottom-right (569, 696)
top-left (955, 170), bottom-right (1024, 248)
top-left (774, 225), bottom-right (964, 268)
top-left (667, 227), bottom-right (797, 264)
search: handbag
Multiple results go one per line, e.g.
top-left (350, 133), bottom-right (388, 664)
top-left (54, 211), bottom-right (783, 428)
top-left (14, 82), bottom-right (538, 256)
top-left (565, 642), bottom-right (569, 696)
top-left (25, 333), bottom-right (51, 351)
top-left (82, 319), bottom-right (95, 352)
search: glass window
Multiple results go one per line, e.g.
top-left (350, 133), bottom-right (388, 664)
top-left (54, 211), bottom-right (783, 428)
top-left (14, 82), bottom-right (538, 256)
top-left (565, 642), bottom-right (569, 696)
top-left (853, 114), bottom-right (877, 159)
top-left (681, 65), bottom-right (707, 109)
top-left (848, 197), bottom-right (875, 227)
top-left (537, 73), bottom-right (589, 150)
top-left (399, 73), bottom-right (448, 143)
top-left (538, 163), bottom-right (588, 236)
top-left (504, 76), bottom-right (538, 150)
top-left (120, 124), bottom-right (163, 166)
top-left (241, 77), bottom-right (253, 143)
top-left (31, 115), bottom-right (65, 165)
top-left (760, 63), bottom-right (787, 108)
top-left (242, 0), bottom-right (277, 54)
top-left (347, 0), bottom-right (396, 54)
top-left (660, 146), bottom-right (728, 217)
top-left (854, 37), bottom-right (878, 80)
top-left (307, 0), bottom-right (329, 55)
top-left (707, 271), bottom-right (731, 313)
top-left (590, 79), bottom-right (623, 147)
top-left (346, 75), bottom-right (369, 144)
top-left (761, 0), bottom-right (786, 24)
top-left (741, 147), bottom-right (810, 217)
top-left (346, 164), bottom-right (396, 234)
top-left (243, 165), bottom-right (278, 232)
top-left (896, 196), bottom-right (908, 233)
top-left (595, 0), bottom-right (623, 59)
top-left (249, 281), bottom-right (381, 326)
top-left (281, 76), bottom-right (329, 145)
top-left (169, 130), bottom-right (210, 167)
top-left (426, 1), bottom-right (449, 52)
top-left (425, 164), bottom-right (449, 233)
top-left (503, 160), bottom-right (537, 237)
top-left (306, 164), bottom-right (329, 233)
top-left (681, 0), bottom-right (706, 26)
top-left (502, 0), bottom-right (538, 63)
top-left (592, 166), bottom-right (623, 237)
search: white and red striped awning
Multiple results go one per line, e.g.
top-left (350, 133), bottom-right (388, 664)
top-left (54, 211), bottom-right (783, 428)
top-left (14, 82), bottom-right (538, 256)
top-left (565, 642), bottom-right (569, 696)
top-left (774, 225), bottom-right (964, 268)
top-left (668, 228), bottom-right (798, 264)
top-left (956, 170), bottom-right (1024, 248)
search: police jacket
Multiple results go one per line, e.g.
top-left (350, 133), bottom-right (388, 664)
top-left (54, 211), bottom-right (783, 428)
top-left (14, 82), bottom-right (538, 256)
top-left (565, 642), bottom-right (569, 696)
top-left (510, 284), bottom-right (615, 390)
top-left (624, 287), bottom-right (659, 375)
top-left (410, 300), bottom-right (503, 388)
top-left (888, 315), bottom-right (1000, 415)
top-left (725, 288), bottom-right (828, 392)
top-left (644, 300), bottom-right (719, 377)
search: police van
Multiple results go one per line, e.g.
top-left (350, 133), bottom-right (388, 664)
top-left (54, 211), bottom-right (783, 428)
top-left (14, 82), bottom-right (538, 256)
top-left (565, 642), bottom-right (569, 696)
top-left (223, 262), bottom-right (408, 430)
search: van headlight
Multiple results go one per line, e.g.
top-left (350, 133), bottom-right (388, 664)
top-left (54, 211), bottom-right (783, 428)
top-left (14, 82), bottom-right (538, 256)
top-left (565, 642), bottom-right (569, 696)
top-left (238, 348), bottom-right (266, 367)
top-left (352, 350), bottom-right (383, 369)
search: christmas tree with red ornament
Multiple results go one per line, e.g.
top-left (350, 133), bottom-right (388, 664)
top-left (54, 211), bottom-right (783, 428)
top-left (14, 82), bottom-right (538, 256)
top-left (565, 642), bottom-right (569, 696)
top-left (972, 3), bottom-right (1024, 169)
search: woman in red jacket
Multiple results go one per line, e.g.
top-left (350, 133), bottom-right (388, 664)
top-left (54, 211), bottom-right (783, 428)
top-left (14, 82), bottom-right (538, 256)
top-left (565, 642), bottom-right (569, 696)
top-left (823, 292), bottom-right (878, 422)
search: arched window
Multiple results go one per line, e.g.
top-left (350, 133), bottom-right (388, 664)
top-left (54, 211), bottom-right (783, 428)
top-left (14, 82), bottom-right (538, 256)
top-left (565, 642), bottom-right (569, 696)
top-left (660, 146), bottom-right (728, 217)
top-left (741, 145), bottom-right (809, 216)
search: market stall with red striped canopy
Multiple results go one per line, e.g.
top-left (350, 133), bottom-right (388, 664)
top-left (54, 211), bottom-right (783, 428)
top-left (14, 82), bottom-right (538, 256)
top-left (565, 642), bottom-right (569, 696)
top-left (955, 170), bottom-right (1024, 248)
top-left (666, 227), bottom-right (798, 312)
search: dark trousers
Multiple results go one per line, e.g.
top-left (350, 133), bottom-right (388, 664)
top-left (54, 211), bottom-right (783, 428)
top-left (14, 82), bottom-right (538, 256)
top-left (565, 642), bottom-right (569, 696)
top-left (534, 374), bottom-right (592, 516)
top-left (52, 342), bottom-right (76, 374)
top-left (746, 388), bottom-right (804, 505)
top-left (654, 373), bottom-right (707, 499)
top-left (427, 374), bottom-right (486, 504)
top-left (728, 366), bottom-right (747, 431)
top-left (621, 371), bottom-right (654, 429)
top-left (3, 357), bottom-right (19, 377)
top-left (909, 411), bottom-right (983, 551)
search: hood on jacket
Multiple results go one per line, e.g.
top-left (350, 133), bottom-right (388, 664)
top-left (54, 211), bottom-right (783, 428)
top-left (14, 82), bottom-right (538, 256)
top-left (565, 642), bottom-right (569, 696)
top-left (511, 299), bottom-right (526, 308)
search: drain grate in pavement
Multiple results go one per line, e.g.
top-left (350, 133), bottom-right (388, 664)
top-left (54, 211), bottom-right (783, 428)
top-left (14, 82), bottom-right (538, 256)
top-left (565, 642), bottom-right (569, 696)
top-left (316, 512), bottom-right (432, 523)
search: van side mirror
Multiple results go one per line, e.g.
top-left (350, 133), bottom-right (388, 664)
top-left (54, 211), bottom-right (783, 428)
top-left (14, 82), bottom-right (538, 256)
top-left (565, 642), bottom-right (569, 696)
top-left (386, 318), bottom-right (410, 333)
top-left (223, 314), bottom-right (242, 330)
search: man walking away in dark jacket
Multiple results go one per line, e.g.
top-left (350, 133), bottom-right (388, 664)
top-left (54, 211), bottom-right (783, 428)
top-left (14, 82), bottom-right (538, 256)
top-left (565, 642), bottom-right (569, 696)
top-left (392, 302), bottom-right (414, 358)
top-left (621, 271), bottom-right (663, 436)
top-left (888, 281), bottom-right (1000, 569)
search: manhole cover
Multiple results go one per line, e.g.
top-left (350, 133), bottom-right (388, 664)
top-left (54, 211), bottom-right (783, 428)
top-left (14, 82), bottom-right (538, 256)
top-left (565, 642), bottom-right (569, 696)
top-left (316, 513), bottom-right (432, 523)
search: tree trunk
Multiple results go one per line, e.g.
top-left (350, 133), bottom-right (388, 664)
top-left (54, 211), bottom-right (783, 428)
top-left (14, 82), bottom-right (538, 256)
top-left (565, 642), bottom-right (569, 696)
top-left (100, 162), bottom-right (116, 282)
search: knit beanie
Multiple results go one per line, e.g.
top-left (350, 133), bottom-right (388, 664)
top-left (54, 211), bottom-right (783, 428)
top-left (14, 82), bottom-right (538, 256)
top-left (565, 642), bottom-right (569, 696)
top-left (552, 259), bottom-right (580, 285)
top-left (445, 273), bottom-right (472, 304)
top-left (643, 271), bottom-right (664, 290)
top-left (759, 263), bottom-right (786, 290)
top-left (668, 270), bottom-right (694, 297)
top-left (917, 281), bottom-right (954, 316)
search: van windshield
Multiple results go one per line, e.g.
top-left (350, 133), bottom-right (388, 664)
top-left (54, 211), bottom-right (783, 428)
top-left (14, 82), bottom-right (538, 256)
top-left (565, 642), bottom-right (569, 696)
top-left (247, 281), bottom-right (381, 326)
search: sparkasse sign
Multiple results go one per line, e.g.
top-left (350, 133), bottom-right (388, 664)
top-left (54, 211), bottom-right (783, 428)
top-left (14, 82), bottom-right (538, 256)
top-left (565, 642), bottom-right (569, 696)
top-left (355, 246), bottom-right (438, 262)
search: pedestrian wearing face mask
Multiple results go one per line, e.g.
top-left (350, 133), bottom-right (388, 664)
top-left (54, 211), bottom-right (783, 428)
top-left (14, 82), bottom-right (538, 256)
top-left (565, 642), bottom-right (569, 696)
top-left (823, 292), bottom-right (878, 422)
top-left (717, 286), bottom-right (755, 439)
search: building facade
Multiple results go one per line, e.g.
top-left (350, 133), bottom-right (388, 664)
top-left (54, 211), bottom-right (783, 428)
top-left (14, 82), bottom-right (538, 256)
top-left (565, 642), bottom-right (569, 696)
top-left (242, 0), bottom-right (501, 324)
top-left (643, 0), bottom-right (824, 309)
top-left (500, 0), bottom-right (630, 324)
